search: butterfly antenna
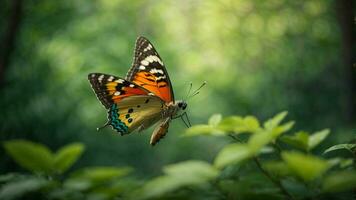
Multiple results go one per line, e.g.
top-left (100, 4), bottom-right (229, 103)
top-left (97, 121), bottom-right (110, 131)
top-left (184, 82), bottom-right (193, 101)
top-left (188, 81), bottom-right (207, 99)
top-left (189, 91), bottom-right (200, 98)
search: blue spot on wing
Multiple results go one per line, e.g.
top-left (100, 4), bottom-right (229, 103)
top-left (109, 104), bottom-right (129, 135)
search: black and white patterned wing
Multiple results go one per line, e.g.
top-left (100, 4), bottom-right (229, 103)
top-left (125, 36), bottom-right (175, 103)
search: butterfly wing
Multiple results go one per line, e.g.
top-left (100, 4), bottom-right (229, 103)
top-left (109, 95), bottom-right (164, 135)
top-left (88, 73), bottom-right (151, 109)
top-left (88, 37), bottom-right (176, 144)
top-left (126, 36), bottom-right (174, 103)
top-left (88, 73), bottom-right (164, 135)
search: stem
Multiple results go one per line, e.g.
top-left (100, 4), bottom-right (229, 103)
top-left (211, 180), bottom-right (228, 199)
top-left (273, 142), bottom-right (283, 154)
top-left (253, 157), bottom-right (294, 200)
top-left (229, 134), bottom-right (295, 200)
top-left (272, 141), bottom-right (285, 160)
top-left (228, 133), bottom-right (243, 143)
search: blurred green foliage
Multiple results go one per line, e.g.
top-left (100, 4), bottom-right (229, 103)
top-left (1, 112), bottom-right (355, 199)
top-left (0, 0), bottom-right (355, 199)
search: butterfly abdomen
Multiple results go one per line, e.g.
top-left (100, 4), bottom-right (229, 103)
top-left (109, 104), bottom-right (129, 135)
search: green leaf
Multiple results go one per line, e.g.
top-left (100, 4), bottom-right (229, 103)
top-left (282, 151), bottom-right (329, 181)
top-left (183, 114), bottom-right (226, 137)
top-left (260, 146), bottom-right (274, 154)
top-left (53, 143), bottom-right (85, 174)
top-left (243, 116), bottom-right (260, 132)
top-left (214, 143), bottom-right (251, 168)
top-left (263, 111), bottom-right (288, 130)
top-left (322, 171), bottom-right (356, 192)
top-left (64, 178), bottom-right (92, 191)
top-left (248, 131), bottom-right (273, 155)
top-left (0, 177), bottom-right (50, 200)
top-left (3, 140), bottom-right (53, 173)
top-left (327, 158), bottom-right (354, 169)
top-left (71, 167), bottom-right (132, 182)
top-left (327, 158), bottom-right (342, 168)
top-left (323, 143), bottom-right (356, 154)
top-left (208, 114), bottom-right (222, 126)
top-left (136, 161), bottom-right (219, 199)
top-left (339, 159), bottom-right (353, 168)
top-left (0, 173), bottom-right (22, 183)
top-left (184, 125), bottom-right (224, 137)
top-left (218, 116), bottom-right (243, 132)
top-left (218, 116), bottom-right (260, 134)
top-left (164, 160), bottom-right (219, 180)
top-left (134, 176), bottom-right (179, 199)
top-left (280, 131), bottom-right (309, 151)
top-left (308, 129), bottom-right (330, 150)
top-left (219, 178), bottom-right (283, 200)
top-left (263, 161), bottom-right (291, 177)
top-left (97, 178), bottom-right (141, 197)
top-left (271, 121), bottom-right (295, 138)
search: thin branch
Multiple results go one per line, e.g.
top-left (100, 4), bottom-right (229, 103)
top-left (272, 141), bottom-right (284, 159)
top-left (253, 157), bottom-right (294, 200)
top-left (211, 180), bottom-right (228, 199)
top-left (273, 142), bottom-right (283, 154)
top-left (228, 133), bottom-right (243, 143)
top-left (229, 134), bottom-right (295, 200)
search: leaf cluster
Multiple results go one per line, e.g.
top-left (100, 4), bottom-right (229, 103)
top-left (1, 111), bottom-right (355, 200)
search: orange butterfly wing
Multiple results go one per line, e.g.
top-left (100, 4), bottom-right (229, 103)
top-left (88, 73), bottom-right (165, 135)
top-left (126, 36), bottom-right (174, 103)
top-left (88, 73), bottom-right (149, 109)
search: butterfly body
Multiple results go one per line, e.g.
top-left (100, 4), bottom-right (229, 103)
top-left (88, 37), bottom-right (188, 145)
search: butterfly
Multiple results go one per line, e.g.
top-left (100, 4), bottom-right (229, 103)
top-left (88, 36), bottom-right (196, 145)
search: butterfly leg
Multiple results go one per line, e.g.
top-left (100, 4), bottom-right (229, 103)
top-left (138, 124), bottom-right (146, 132)
top-left (172, 112), bottom-right (191, 128)
top-left (97, 120), bottom-right (111, 131)
top-left (180, 115), bottom-right (189, 128)
top-left (182, 112), bottom-right (192, 127)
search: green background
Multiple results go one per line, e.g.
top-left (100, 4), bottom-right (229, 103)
top-left (1, 0), bottom-right (354, 177)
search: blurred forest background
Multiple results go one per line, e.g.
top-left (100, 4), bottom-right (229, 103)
top-left (0, 0), bottom-right (355, 177)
